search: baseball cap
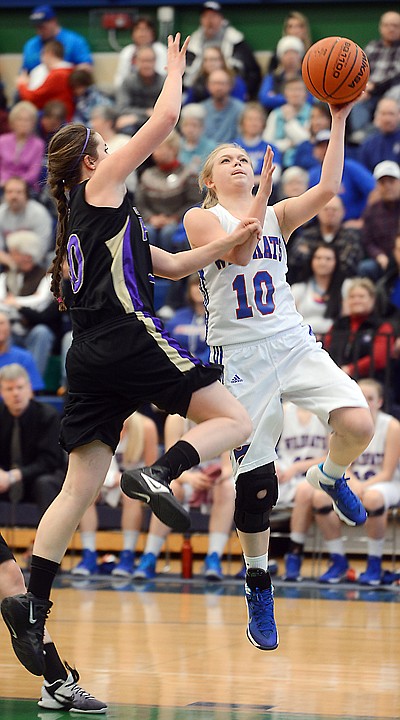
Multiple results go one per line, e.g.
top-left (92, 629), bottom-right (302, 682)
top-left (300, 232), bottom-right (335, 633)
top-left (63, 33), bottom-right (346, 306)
top-left (373, 160), bottom-right (400, 181)
top-left (201, 2), bottom-right (223, 14)
top-left (29, 5), bottom-right (56, 23)
top-left (314, 130), bottom-right (331, 144)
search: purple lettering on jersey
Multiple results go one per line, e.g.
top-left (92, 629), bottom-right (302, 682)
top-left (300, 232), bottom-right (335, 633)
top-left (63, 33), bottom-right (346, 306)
top-left (67, 233), bottom-right (84, 293)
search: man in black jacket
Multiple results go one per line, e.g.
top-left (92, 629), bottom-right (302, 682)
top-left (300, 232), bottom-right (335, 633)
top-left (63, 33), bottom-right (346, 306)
top-left (0, 363), bottom-right (66, 516)
top-left (185, 1), bottom-right (261, 99)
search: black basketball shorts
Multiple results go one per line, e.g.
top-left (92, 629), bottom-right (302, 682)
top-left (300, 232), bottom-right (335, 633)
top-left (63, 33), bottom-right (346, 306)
top-left (60, 315), bottom-right (222, 454)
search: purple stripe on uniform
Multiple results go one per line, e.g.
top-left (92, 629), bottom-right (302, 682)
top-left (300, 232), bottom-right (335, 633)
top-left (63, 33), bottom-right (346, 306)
top-left (144, 312), bottom-right (203, 367)
top-left (122, 218), bottom-right (143, 311)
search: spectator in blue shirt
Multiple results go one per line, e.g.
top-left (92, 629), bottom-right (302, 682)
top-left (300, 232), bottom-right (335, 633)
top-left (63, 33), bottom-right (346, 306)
top-left (358, 97), bottom-right (400, 173)
top-left (201, 68), bottom-right (244, 143)
top-left (308, 130), bottom-right (376, 226)
top-left (22, 5), bottom-right (92, 80)
top-left (0, 310), bottom-right (44, 392)
top-left (69, 69), bottom-right (113, 126)
top-left (258, 35), bottom-right (313, 112)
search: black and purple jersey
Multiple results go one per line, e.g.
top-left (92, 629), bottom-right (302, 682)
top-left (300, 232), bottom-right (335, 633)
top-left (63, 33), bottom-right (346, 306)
top-left (67, 182), bottom-right (155, 335)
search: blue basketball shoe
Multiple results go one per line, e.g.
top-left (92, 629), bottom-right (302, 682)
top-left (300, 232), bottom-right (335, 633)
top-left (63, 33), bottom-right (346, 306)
top-left (282, 553), bottom-right (302, 581)
top-left (319, 554), bottom-right (349, 584)
top-left (204, 553), bottom-right (223, 581)
top-left (133, 553), bottom-right (157, 580)
top-left (112, 550), bottom-right (135, 577)
top-left (306, 463), bottom-right (367, 526)
top-left (71, 550), bottom-right (98, 576)
top-left (245, 569), bottom-right (279, 651)
top-left (358, 556), bottom-right (382, 586)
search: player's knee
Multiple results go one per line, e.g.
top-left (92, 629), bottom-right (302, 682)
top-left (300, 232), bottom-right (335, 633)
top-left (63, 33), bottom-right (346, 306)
top-left (294, 480), bottom-right (314, 504)
top-left (344, 408), bottom-right (374, 446)
top-left (234, 463), bottom-right (278, 533)
top-left (363, 488), bottom-right (384, 510)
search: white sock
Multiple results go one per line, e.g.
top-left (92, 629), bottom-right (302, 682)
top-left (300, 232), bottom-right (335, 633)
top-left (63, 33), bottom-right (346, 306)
top-left (80, 532), bottom-right (96, 552)
top-left (291, 532), bottom-right (306, 545)
top-left (367, 538), bottom-right (385, 558)
top-left (244, 553), bottom-right (268, 572)
top-left (322, 457), bottom-right (348, 482)
top-left (123, 530), bottom-right (140, 552)
top-left (325, 538), bottom-right (345, 556)
top-left (144, 534), bottom-right (165, 558)
top-left (207, 532), bottom-right (229, 557)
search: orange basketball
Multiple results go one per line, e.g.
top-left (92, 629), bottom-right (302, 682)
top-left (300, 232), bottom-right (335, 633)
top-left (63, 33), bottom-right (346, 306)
top-left (302, 36), bottom-right (370, 105)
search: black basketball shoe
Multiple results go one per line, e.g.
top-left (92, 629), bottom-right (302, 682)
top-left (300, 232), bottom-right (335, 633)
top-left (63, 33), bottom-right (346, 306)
top-left (1, 592), bottom-right (52, 676)
top-left (121, 465), bottom-right (191, 532)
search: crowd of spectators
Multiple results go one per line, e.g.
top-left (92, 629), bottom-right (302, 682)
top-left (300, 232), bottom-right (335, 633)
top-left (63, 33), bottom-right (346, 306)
top-left (0, 3), bottom-right (399, 580)
top-left (0, 0), bottom-right (397, 405)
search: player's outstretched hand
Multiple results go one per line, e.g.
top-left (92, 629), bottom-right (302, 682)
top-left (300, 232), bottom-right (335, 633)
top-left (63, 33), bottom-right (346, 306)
top-left (256, 145), bottom-right (275, 201)
top-left (166, 33), bottom-right (191, 76)
top-left (328, 95), bottom-right (362, 119)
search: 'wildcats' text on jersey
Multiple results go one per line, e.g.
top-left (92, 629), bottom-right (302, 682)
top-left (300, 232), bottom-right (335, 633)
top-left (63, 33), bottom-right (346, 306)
top-left (351, 411), bottom-right (400, 484)
top-left (200, 204), bottom-right (304, 346)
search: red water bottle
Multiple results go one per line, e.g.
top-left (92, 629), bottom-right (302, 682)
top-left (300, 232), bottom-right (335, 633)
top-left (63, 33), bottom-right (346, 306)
top-left (181, 534), bottom-right (193, 579)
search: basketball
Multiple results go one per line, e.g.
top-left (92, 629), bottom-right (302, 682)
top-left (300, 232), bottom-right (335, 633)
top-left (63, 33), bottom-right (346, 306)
top-left (302, 36), bottom-right (370, 105)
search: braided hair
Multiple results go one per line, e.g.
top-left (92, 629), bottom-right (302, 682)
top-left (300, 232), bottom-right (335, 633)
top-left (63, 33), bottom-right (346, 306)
top-left (47, 124), bottom-right (98, 310)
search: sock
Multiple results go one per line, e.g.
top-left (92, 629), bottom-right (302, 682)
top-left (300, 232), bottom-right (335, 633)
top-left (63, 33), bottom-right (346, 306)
top-left (246, 567), bottom-right (271, 591)
top-left (43, 642), bottom-right (67, 684)
top-left (289, 538), bottom-right (304, 555)
top-left (28, 555), bottom-right (60, 600)
top-left (143, 534), bottom-right (165, 558)
top-left (156, 440), bottom-right (200, 480)
top-left (325, 538), bottom-right (345, 556)
top-left (290, 531), bottom-right (306, 548)
top-left (367, 538), bottom-right (385, 558)
top-left (207, 532), bottom-right (229, 557)
top-left (244, 553), bottom-right (268, 572)
top-left (80, 532), bottom-right (96, 553)
top-left (322, 457), bottom-right (348, 483)
top-left (123, 530), bottom-right (140, 552)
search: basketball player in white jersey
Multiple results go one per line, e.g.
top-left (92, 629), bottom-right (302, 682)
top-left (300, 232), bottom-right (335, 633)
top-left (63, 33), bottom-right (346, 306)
top-left (312, 378), bottom-right (400, 585)
top-left (184, 98), bottom-right (374, 651)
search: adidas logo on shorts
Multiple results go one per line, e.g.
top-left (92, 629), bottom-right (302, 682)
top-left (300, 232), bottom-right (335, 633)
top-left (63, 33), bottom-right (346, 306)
top-left (230, 374), bottom-right (243, 384)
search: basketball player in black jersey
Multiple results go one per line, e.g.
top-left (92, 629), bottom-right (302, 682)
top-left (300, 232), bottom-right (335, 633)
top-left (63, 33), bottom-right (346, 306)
top-left (1, 34), bottom-right (261, 678)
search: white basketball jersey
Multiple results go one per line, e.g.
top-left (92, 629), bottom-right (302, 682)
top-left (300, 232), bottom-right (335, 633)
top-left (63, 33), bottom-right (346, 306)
top-left (200, 204), bottom-right (303, 346)
top-left (351, 411), bottom-right (400, 483)
top-left (276, 403), bottom-right (328, 473)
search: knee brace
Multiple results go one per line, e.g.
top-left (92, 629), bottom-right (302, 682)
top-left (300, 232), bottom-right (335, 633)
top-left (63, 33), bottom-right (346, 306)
top-left (313, 505), bottom-right (333, 515)
top-left (366, 505), bottom-right (385, 517)
top-left (234, 463), bottom-right (278, 533)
